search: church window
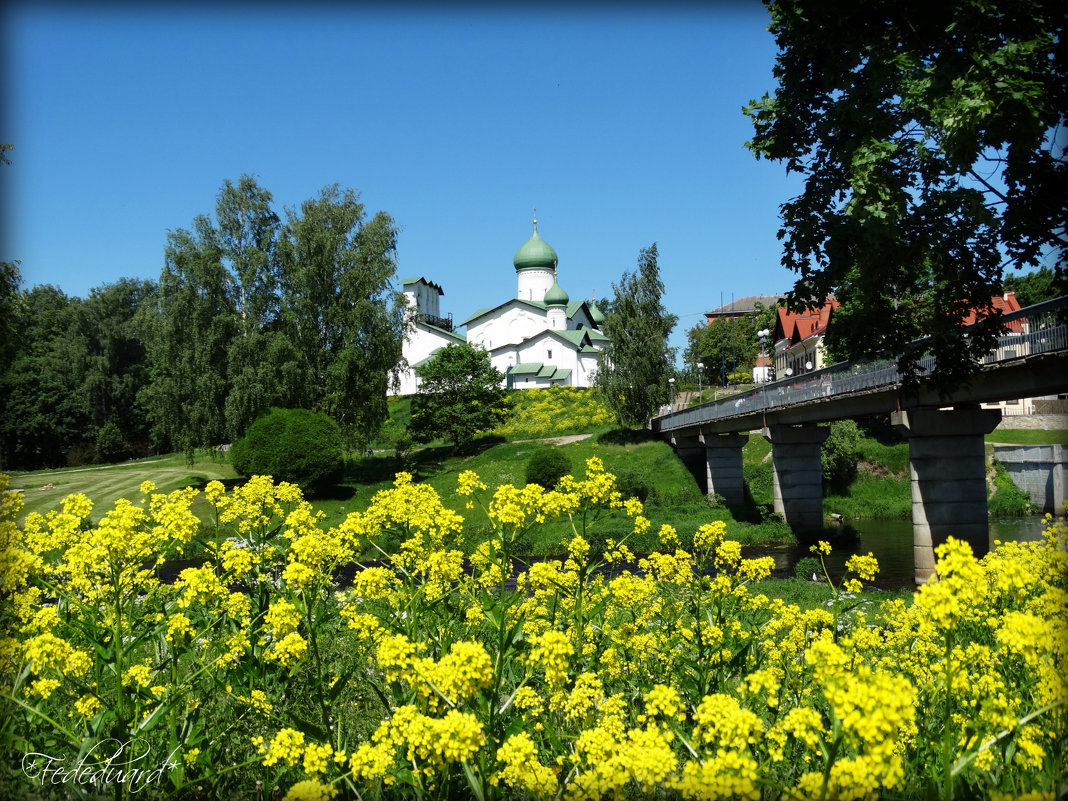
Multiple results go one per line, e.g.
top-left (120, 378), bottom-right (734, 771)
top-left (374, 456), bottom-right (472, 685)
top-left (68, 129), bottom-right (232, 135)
top-left (547, 349), bottom-right (552, 359)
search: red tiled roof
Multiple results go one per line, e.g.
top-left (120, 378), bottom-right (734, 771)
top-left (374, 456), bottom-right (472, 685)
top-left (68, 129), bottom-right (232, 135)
top-left (963, 292), bottom-right (1024, 331)
top-left (774, 297), bottom-right (839, 345)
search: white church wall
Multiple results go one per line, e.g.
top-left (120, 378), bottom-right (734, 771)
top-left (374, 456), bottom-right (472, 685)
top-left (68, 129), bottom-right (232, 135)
top-left (394, 324), bottom-right (462, 396)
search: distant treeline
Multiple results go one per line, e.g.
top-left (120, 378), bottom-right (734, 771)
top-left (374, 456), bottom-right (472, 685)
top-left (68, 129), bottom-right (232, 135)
top-left (0, 176), bottom-right (408, 471)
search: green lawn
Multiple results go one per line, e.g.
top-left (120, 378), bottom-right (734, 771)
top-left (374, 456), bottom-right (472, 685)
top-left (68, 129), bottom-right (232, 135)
top-left (985, 428), bottom-right (1068, 445)
top-left (7, 453), bottom-right (238, 521)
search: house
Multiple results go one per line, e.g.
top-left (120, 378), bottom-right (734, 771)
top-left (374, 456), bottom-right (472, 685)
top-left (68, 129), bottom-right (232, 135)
top-left (771, 297), bottom-right (840, 378)
top-left (391, 217), bottom-right (610, 395)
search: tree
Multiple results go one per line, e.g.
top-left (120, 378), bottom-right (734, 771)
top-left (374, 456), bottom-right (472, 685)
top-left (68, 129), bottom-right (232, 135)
top-left (0, 261), bottom-right (19, 366)
top-left (1004, 265), bottom-right (1061, 307)
top-left (76, 279), bottom-right (156, 447)
top-left (595, 244), bottom-right (678, 427)
top-left (142, 216), bottom-right (238, 461)
top-left (144, 177), bottom-right (405, 460)
top-left (686, 316), bottom-right (759, 387)
top-left (277, 187), bottom-right (407, 448)
top-left (0, 287), bottom-right (89, 468)
top-left (746, 0), bottom-right (1067, 389)
top-left (409, 344), bottom-right (509, 449)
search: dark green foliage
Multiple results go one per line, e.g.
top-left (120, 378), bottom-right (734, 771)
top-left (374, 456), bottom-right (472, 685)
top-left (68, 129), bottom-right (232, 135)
top-left (614, 465), bottom-right (651, 503)
top-left (410, 344), bottom-right (509, 449)
top-left (821, 420), bottom-right (861, 490)
top-left (95, 421), bottom-right (130, 463)
top-left (230, 408), bottom-right (344, 491)
top-left (595, 244), bottom-right (678, 427)
top-left (794, 556), bottom-right (822, 581)
top-left (746, 0), bottom-right (1067, 390)
top-left (277, 189), bottom-right (406, 447)
top-left (1003, 266), bottom-right (1065, 307)
top-left (143, 176), bottom-right (405, 463)
top-left (988, 459), bottom-right (1032, 516)
top-left (0, 280), bottom-right (155, 470)
top-left (525, 448), bottom-right (572, 489)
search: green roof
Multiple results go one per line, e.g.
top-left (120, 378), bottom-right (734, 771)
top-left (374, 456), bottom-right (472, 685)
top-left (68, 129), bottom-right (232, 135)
top-left (462, 298), bottom-right (546, 326)
top-left (509, 362), bottom-right (544, 375)
top-left (507, 363), bottom-right (572, 383)
top-left (421, 322), bottom-right (466, 344)
top-left (399, 276), bottom-right (443, 294)
top-left (588, 300), bottom-right (605, 324)
top-left (544, 278), bottom-right (569, 306)
top-left (513, 223), bottom-right (558, 272)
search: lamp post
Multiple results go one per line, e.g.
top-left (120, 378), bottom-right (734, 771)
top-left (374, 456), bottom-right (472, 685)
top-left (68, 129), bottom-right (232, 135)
top-left (757, 329), bottom-right (769, 383)
top-left (697, 362), bottom-right (704, 403)
top-left (668, 377), bottom-right (675, 410)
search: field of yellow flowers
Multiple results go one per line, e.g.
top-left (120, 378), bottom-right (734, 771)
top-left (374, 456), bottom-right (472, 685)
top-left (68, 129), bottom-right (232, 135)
top-left (1, 458), bottom-right (1065, 800)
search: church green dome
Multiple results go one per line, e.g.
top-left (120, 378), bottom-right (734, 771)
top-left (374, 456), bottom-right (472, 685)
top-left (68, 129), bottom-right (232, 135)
top-left (513, 223), bottom-right (558, 272)
top-left (589, 300), bottom-right (605, 324)
top-left (544, 278), bottom-right (569, 306)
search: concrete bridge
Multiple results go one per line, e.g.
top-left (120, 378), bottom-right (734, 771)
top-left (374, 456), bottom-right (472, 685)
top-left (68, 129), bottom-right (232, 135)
top-left (652, 297), bottom-right (1068, 583)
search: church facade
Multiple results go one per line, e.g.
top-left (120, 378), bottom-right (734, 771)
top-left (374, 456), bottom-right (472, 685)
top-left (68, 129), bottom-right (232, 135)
top-left (392, 218), bottom-right (609, 395)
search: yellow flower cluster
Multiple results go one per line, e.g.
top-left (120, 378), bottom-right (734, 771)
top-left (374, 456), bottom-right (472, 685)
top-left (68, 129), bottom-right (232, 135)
top-left (492, 386), bottom-right (614, 439)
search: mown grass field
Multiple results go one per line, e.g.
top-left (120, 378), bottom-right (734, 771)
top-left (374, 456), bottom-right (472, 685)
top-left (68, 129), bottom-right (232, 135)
top-left (8, 452), bottom-right (238, 521)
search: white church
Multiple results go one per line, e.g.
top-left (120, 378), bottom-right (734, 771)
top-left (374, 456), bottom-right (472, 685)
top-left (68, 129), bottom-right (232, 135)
top-left (392, 217), bottom-right (610, 396)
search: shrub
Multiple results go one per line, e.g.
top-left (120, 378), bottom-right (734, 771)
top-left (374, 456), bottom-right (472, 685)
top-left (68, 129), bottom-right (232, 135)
top-left (230, 408), bottom-right (344, 491)
top-left (95, 421), bottom-right (130, 463)
top-left (821, 419), bottom-right (860, 489)
top-left (988, 459), bottom-right (1032, 516)
top-left (64, 442), bottom-right (97, 468)
top-left (525, 447), bottom-right (572, 489)
top-left (794, 555), bottom-right (822, 581)
top-left (614, 464), bottom-right (651, 503)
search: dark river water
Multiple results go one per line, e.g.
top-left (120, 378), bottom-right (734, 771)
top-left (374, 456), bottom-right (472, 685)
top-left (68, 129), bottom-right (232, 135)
top-left (746, 517), bottom-right (1049, 590)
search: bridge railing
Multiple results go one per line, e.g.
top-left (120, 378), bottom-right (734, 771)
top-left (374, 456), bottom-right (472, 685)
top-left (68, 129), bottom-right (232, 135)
top-left (655, 295), bottom-right (1068, 432)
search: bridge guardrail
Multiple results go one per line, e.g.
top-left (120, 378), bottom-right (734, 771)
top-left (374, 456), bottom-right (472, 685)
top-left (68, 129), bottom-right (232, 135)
top-left (655, 295), bottom-right (1068, 432)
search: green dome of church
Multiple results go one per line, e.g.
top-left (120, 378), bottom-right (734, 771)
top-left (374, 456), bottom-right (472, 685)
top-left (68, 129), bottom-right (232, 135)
top-left (513, 222), bottom-right (558, 272)
top-left (589, 300), bottom-right (605, 324)
top-left (544, 278), bottom-right (569, 306)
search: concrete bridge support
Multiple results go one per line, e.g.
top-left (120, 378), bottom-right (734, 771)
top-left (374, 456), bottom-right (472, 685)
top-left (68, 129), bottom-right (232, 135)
top-left (762, 424), bottom-right (830, 531)
top-left (992, 444), bottom-right (1067, 514)
top-left (671, 435), bottom-right (708, 495)
top-left (701, 432), bottom-right (750, 506)
top-left (892, 407), bottom-right (1002, 585)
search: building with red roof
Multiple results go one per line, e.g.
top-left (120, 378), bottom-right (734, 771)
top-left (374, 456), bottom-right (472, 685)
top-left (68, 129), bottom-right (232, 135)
top-left (771, 297), bottom-right (840, 378)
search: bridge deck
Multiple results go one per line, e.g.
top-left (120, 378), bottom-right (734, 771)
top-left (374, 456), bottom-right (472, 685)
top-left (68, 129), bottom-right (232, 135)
top-left (655, 296), bottom-right (1068, 436)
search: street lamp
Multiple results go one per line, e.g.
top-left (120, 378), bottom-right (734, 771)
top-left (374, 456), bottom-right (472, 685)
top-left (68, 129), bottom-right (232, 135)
top-left (697, 362), bottom-right (704, 403)
top-left (668, 377), bottom-right (675, 410)
top-left (757, 329), bottom-right (770, 383)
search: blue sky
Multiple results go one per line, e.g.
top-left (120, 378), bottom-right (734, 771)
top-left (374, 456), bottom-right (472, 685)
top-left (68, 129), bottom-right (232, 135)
top-left (3, 1), bottom-right (802, 360)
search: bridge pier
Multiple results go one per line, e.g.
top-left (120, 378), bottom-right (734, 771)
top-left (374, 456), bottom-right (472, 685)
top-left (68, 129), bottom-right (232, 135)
top-left (701, 432), bottom-right (750, 505)
top-left (892, 407), bottom-right (1002, 585)
top-left (762, 424), bottom-right (830, 531)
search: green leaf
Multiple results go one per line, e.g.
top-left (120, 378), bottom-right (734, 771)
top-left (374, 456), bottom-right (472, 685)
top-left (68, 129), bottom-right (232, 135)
top-left (461, 760), bottom-right (485, 801)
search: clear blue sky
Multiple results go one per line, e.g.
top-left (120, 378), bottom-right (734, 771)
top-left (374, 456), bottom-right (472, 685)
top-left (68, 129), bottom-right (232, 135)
top-left (3, 1), bottom-right (803, 361)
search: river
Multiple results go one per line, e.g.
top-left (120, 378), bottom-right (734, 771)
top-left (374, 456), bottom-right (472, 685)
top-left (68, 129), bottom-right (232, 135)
top-left (747, 516), bottom-right (1050, 590)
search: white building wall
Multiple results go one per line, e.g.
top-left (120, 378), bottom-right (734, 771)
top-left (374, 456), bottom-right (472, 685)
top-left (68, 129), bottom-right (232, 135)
top-left (403, 282), bottom-right (441, 318)
top-left (517, 269), bottom-right (555, 302)
top-left (467, 306), bottom-right (546, 351)
top-left (394, 324), bottom-right (462, 396)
